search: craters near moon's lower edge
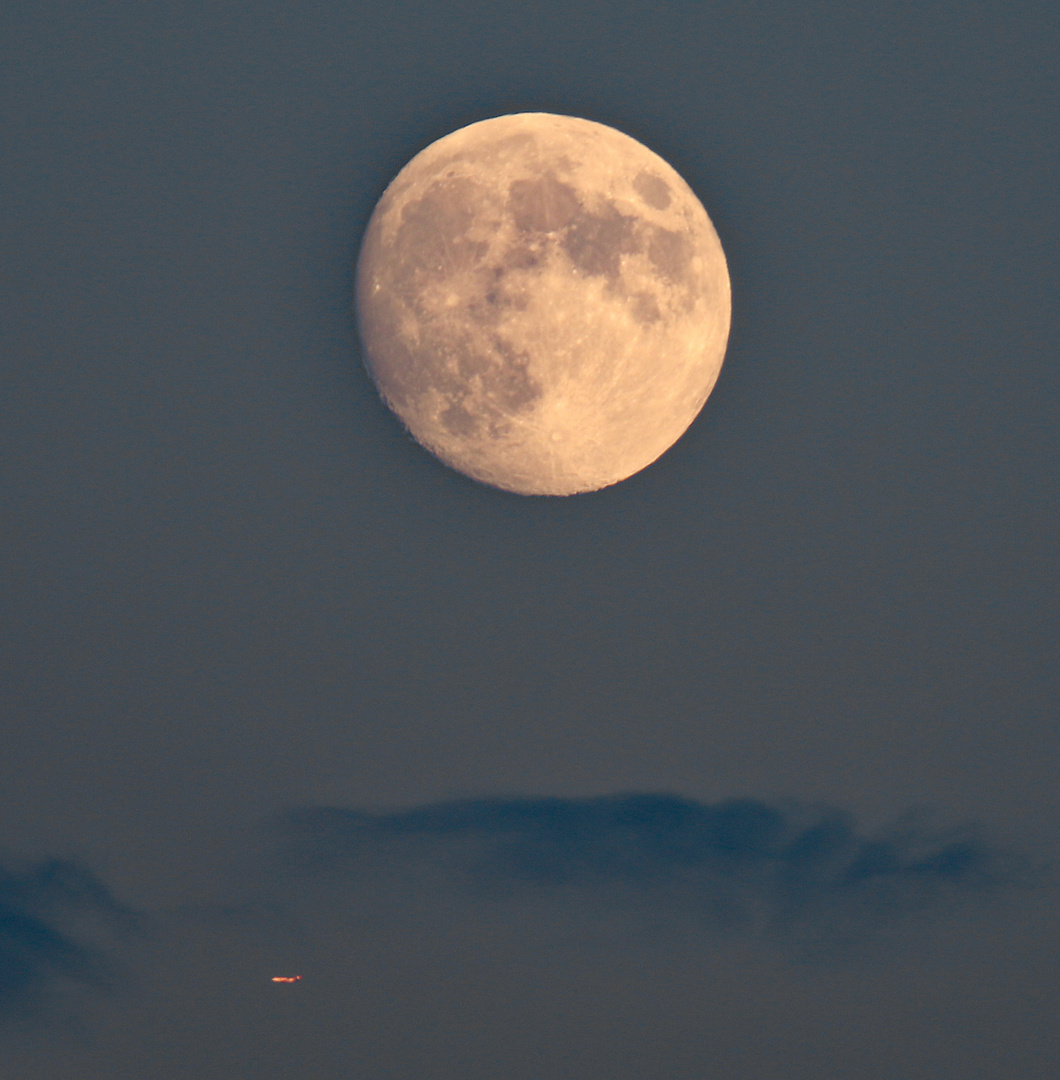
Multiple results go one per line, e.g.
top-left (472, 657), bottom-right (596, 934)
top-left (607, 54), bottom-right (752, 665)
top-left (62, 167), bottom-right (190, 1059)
top-left (439, 334), bottom-right (542, 441)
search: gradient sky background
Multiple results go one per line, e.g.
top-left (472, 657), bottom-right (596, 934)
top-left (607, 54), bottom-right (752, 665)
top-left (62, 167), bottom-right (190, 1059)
top-left (2, 1), bottom-right (1058, 1076)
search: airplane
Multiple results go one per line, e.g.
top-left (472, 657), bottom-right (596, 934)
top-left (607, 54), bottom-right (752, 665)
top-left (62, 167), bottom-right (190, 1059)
top-left (271, 975), bottom-right (302, 983)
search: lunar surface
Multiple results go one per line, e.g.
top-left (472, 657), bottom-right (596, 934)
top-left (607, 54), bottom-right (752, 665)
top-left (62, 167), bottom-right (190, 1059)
top-left (355, 113), bottom-right (731, 495)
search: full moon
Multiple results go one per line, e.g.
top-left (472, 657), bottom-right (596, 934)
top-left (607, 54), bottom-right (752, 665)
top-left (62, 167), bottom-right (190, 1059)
top-left (355, 113), bottom-right (731, 495)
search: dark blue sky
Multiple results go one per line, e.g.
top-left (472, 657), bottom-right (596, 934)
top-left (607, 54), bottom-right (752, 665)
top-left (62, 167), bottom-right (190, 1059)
top-left (1, 1), bottom-right (1057, 1076)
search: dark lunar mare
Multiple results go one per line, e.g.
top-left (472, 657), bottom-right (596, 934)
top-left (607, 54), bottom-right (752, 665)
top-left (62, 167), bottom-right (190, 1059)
top-left (364, 163), bottom-right (691, 441)
top-left (363, 174), bottom-right (548, 440)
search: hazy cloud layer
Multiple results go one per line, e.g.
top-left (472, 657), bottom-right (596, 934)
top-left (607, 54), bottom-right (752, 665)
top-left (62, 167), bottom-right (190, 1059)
top-left (273, 794), bottom-right (1031, 949)
top-left (0, 794), bottom-right (1038, 1027)
top-left (0, 859), bottom-right (133, 1020)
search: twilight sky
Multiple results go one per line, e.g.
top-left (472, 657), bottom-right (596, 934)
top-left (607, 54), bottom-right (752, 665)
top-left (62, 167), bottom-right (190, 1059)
top-left (1, 1), bottom-right (1058, 1076)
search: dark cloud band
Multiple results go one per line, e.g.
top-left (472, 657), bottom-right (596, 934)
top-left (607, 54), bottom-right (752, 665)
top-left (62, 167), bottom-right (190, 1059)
top-left (0, 859), bottom-right (133, 1020)
top-left (0, 794), bottom-right (1038, 1024)
top-left (274, 793), bottom-right (1031, 945)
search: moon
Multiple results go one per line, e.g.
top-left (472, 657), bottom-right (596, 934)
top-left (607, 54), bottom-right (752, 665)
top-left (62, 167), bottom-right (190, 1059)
top-left (355, 113), bottom-right (731, 495)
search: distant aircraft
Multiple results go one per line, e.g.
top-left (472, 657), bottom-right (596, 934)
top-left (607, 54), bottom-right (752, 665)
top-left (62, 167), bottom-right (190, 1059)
top-left (271, 976), bottom-right (302, 983)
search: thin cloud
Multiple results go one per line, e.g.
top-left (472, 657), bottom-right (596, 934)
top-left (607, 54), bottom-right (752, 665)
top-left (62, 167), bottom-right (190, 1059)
top-left (0, 793), bottom-right (1038, 1026)
top-left (0, 858), bottom-right (134, 1020)
top-left (273, 794), bottom-right (1033, 948)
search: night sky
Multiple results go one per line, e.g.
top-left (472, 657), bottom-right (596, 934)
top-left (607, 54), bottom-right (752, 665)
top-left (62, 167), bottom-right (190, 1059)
top-left (2, 1), bottom-right (1058, 1077)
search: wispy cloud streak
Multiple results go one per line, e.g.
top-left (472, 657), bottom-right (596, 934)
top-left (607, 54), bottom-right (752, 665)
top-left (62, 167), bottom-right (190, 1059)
top-left (274, 794), bottom-right (1032, 946)
top-left (0, 858), bottom-right (133, 1019)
